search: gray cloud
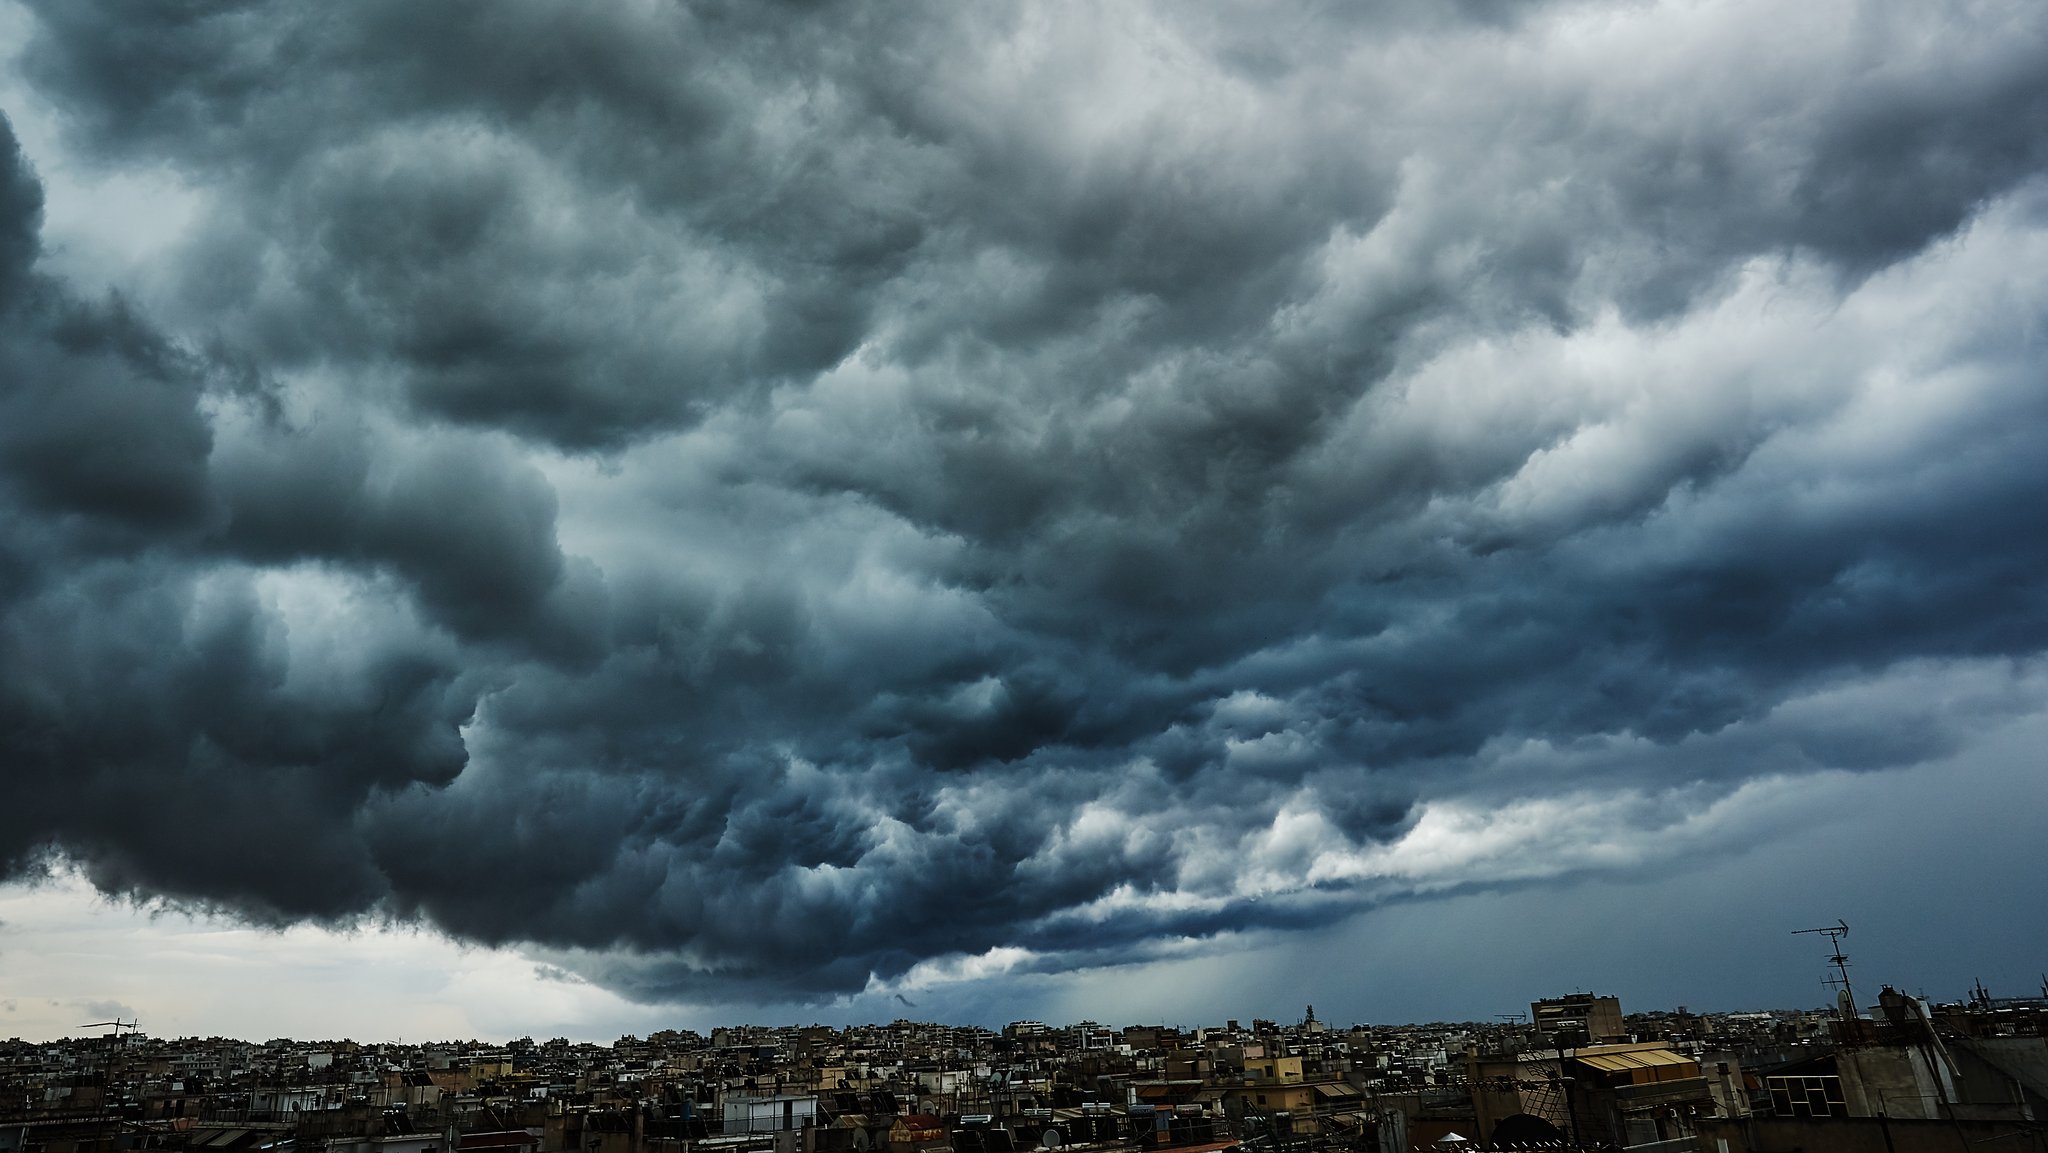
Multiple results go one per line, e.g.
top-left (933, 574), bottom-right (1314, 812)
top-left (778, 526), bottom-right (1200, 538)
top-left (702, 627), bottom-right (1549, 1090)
top-left (75, 998), bottom-right (135, 1022)
top-left (2, 0), bottom-right (2047, 1009)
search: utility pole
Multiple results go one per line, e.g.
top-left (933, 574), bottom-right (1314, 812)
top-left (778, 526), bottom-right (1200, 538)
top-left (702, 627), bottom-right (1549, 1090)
top-left (1550, 1026), bottom-right (1587, 1150)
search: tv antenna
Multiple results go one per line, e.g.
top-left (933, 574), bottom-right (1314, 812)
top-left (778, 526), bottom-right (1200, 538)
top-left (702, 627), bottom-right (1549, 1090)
top-left (1793, 920), bottom-right (1854, 1017)
top-left (79, 1019), bottom-right (139, 1153)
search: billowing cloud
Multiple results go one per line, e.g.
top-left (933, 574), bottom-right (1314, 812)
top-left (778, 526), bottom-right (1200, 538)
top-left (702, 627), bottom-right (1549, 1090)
top-left (2, 0), bottom-right (2046, 1011)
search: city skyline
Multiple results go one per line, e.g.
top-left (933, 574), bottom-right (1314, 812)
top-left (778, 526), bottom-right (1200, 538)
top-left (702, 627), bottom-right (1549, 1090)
top-left (9, 981), bottom-right (2042, 1153)
top-left (0, 967), bottom-right (2022, 1044)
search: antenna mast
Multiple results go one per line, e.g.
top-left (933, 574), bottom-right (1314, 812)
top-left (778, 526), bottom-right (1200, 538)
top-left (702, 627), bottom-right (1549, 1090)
top-left (1793, 921), bottom-right (1855, 1019)
top-left (79, 1019), bottom-right (138, 1153)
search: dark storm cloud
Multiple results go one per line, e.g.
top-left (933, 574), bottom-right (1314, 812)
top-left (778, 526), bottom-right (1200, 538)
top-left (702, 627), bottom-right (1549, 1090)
top-left (0, 116), bottom-right (35, 305)
top-left (3, 0), bottom-right (2048, 1005)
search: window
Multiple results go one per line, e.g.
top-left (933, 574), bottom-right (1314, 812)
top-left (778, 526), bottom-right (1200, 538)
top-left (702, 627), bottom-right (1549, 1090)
top-left (1766, 1076), bottom-right (1846, 1118)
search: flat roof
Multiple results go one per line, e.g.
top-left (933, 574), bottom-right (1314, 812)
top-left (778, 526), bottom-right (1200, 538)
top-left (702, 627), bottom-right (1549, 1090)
top-left (1575, 1049), bottom-right (1694, 1074)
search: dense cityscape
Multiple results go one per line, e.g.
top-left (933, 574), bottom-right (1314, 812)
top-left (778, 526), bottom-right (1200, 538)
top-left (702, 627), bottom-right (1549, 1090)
top-left (6, 981), bottom-right (2045, 1153)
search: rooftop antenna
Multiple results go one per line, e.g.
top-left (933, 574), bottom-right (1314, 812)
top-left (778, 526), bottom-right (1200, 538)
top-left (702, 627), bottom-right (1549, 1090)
top-left (79, 1019), bottom-right (137, 1153)
top-left (1793, 921), bottom-right (1855, 1019)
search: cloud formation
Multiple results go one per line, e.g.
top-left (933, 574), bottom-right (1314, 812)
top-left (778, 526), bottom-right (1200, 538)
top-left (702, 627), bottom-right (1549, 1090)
top-left (2, 0), bottom-right (2046, 1008)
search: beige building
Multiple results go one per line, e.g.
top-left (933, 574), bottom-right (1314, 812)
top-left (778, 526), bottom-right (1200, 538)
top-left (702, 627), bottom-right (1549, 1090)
top-left (1531, 994), bottom-right (1627, 1046)
top-left (1470, 1042), bottom-right (1714, 1151)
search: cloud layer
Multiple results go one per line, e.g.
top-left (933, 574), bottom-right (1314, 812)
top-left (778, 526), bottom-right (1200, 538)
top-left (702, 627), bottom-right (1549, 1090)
top-left (3, 0), bottom-right (2046, 1008)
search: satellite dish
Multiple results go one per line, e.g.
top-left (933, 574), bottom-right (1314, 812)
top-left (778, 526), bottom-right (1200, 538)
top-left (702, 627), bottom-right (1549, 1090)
top-left (851, 1131), bottom-right (871, 1151)
top-left (1040, 1131), bottom-right (1065, 1151)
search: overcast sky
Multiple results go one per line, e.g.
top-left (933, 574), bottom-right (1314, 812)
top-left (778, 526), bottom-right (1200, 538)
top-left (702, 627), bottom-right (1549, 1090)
top-left (2, 0), bottom-right (2046, 1043)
